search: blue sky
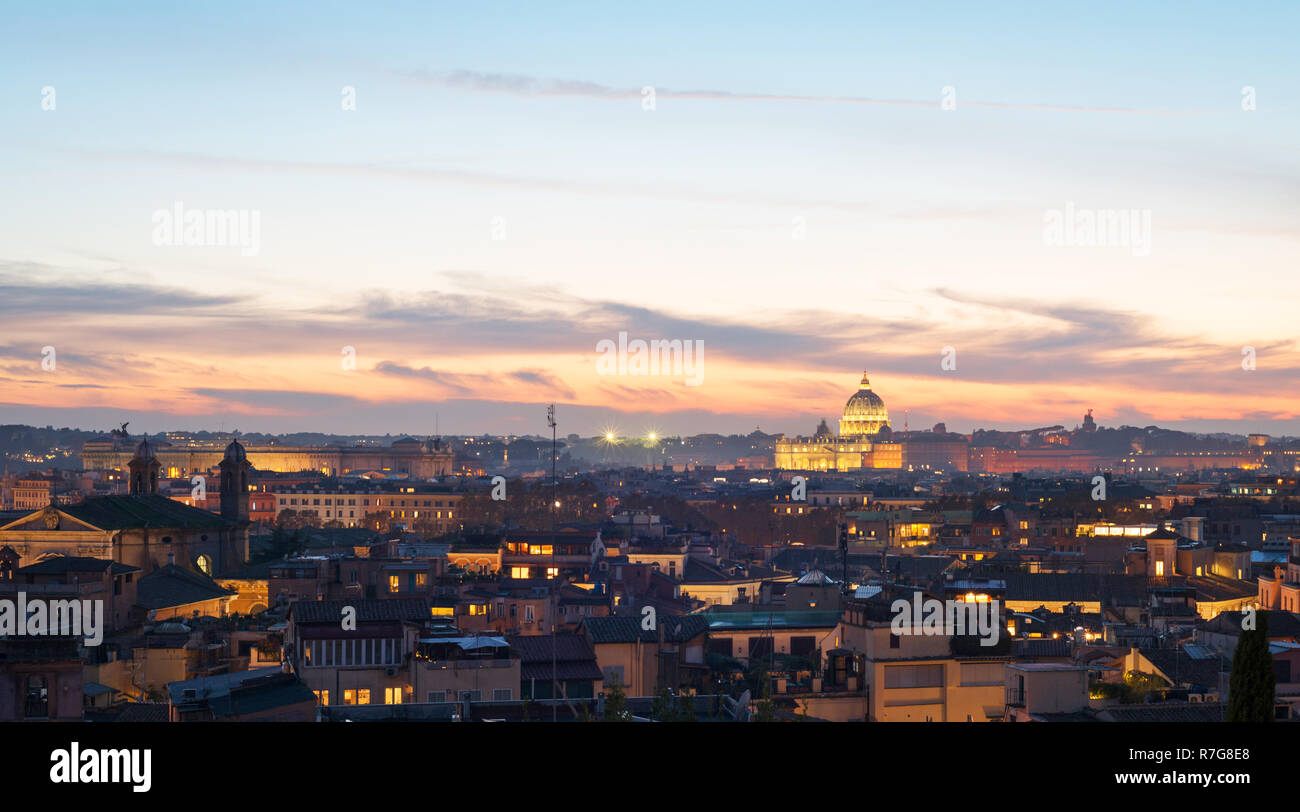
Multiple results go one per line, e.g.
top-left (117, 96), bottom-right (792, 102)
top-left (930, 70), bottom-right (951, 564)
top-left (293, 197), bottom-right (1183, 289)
top-left (1, 1), bottom-right (1298, 437)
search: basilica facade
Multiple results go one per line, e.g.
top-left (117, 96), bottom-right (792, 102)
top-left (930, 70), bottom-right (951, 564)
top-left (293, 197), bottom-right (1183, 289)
top-left (774, 373), bottom-right (901, 471)
top-left (0, 438), bottom-right (250, 576)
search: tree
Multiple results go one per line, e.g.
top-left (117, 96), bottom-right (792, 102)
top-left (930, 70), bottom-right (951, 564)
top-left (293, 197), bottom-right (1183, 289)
top-left (1121, 669), bottom-right (1167, 704)
top-left (1228, 611), bottom-right (1276, 722)
top-left (678, 691), bottom-right (698, 722)
top-left (751, 670), bottom-right (777, 722)
top-left (651, 685), bottom-right (680, 722)
top-left (602, 679), bottom-right (629, 722)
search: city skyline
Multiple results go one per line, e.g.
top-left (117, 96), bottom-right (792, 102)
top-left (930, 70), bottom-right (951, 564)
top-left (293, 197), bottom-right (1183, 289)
top-left (3, 1), bottom-right (1299, 437)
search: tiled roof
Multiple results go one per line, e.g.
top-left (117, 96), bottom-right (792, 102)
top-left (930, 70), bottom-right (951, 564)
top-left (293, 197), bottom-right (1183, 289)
top-left (61, 494), bottom-right (229, 530)
top-left (506, 633), bottom-right (597, 664)
top-left (520, 661), bottom-right (604, 681)
top-left (581, 614), bottom-right (709, 645)
top-left (682, 559), bottom-right (733, 583)
top-left (168, 668), bottom-right (315, 718)
top-left (136, 565), bottom-right (236, 611)
top-left (1002, 573), bottom-right (1147, 604)
top-left (113, 703), bottom-right (170, 723)
top-left (18, 556), bottom-right (139, 576)
top-left (1012, 638), bottom-right (1072, 659)
top-left (1205, 609), bottom-right (1300, 638)
top-left (1187, 575), bottom-right (1257, 602)
top-left (1139, 647), bottom-right (1226, 691)
top-left (289, 597), bottom-right (429, 624)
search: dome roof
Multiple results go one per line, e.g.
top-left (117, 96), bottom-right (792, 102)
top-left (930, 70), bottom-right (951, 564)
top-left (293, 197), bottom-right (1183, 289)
top-left (133, 437), bottom-right (157, 461)
top-left (223, 439), bottom-right (247, 462)
top-left (839, 372), bottom-right (890, 437)
top-left (796, 569), bottom-right (837, 585)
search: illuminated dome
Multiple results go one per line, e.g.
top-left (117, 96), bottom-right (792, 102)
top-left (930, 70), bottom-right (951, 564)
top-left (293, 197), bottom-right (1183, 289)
top-left (838, 372), bottom-right (890, 437)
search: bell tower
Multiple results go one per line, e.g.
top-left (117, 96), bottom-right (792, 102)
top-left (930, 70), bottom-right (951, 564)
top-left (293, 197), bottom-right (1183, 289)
top-left (219, 439), bottom-right (251, 523)
top-left (128, 437), bottom-right (160, 495)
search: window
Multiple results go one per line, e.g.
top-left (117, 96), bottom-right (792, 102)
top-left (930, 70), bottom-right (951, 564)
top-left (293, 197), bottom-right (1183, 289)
top-left (525, 605), bottom-right (535, 622)
top-left (427, 691), bottom-right (447, 703)
top-left (342, 688), bottom-right (371, 705)
top-left (789, 636), bottom-right (816, 657)
top-left (416, 572), bottom-right (428, 588)
top-left (889, 632), bottom-right (901, 649)
top-left (24, 675), bottom-right (48, 719)
top-left (510, 567), bottom-right (529, 579)
top-left (493, 688), bottom-right (512, 701)
top-left (884, 664), bottom-right (943, 689)
top-left (389, 575), bottom-right (400, 593)
top-left (384, 687), bottom-right (403, 705)
top-left (313, 690), bottom-right (329, 706)
top-left (708, 638), bottom-right (733, 657)
top-left (959, 662), bottom-right (1004, 687)
top-left (458, 690), bottom-right (482, 704)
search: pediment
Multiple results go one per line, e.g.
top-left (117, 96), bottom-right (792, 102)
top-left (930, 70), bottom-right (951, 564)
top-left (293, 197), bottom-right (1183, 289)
top-left (0, 506), bottom-right (106, 533)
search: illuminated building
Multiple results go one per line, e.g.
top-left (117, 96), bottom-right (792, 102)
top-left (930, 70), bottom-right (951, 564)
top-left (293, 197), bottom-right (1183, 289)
top-left (82, 435), bottom-right (453, 479)
top-left (271, 483), bottom-right (462, 531)
top-left (774, 373), bottom-right (894, 471)
top-left (1258, 536), bottom-right (1300, 613)
top-left (0, 439), bottom-right (250, 576)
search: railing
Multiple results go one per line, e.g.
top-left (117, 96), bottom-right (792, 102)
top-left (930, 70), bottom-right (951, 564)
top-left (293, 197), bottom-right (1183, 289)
top-left (425, 658), bottom-right (514, 670)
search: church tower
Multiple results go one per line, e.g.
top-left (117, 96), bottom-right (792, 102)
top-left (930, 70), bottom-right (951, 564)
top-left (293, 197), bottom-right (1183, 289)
top-left (128, 437), bottom-right (160, 495)
top-left (219, 439), bottom-right (251, 523)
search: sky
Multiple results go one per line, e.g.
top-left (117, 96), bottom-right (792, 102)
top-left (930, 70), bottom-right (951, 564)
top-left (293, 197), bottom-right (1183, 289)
top-left (1, 1), bottom-right (1298, 439)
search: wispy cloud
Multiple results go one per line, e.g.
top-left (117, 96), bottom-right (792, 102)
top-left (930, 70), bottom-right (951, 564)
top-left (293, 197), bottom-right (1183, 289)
top-left (403, 69), bottom-right (1215, 116)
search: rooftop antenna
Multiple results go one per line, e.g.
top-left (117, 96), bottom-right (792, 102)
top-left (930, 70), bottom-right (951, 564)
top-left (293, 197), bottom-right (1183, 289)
top-left (547, 404), bottom-right (558, 723)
